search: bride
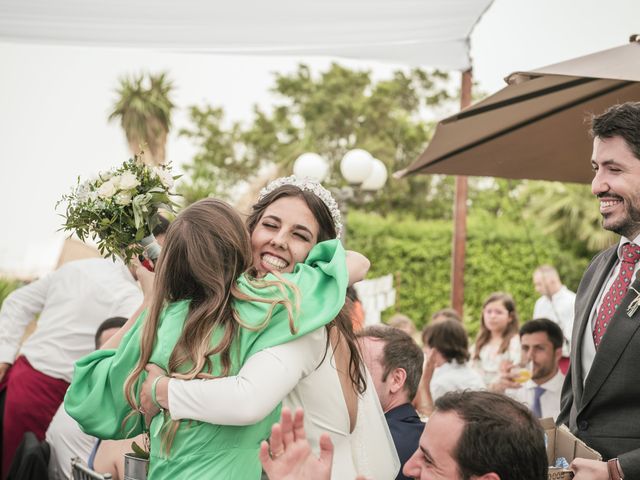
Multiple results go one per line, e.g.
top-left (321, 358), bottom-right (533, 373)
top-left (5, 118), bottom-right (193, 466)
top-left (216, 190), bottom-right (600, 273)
top-left (142, 177), bottom-right (399, 479)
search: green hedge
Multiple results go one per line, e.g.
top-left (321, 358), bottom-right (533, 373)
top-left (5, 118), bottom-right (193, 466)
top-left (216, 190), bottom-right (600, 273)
top-left (0, 277), bottom-right (21, 308)
top-left (347, 210), bottom-right (591, 337)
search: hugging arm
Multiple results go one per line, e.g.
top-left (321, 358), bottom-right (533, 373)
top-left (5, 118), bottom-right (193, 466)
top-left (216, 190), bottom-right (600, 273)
top-left (145, 330), bottom-right (324, 425)
top-left (345, 251), bottom-right (370, 286)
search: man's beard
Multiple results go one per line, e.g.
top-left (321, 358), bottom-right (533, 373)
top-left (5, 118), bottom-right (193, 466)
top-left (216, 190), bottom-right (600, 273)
top-left (601, 194), bottom-right (640, 238)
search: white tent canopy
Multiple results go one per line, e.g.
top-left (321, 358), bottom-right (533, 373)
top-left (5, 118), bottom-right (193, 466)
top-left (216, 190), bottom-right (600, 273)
top-left (0, 0), bottom-right (492, 70)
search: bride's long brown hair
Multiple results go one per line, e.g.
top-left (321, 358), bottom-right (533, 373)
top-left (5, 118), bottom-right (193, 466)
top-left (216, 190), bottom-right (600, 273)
top-left (124, 198), bottom-right (298, 453)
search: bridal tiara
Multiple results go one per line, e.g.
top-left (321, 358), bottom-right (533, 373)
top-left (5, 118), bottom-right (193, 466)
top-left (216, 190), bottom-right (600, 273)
top-left (258, 176), bottom-right (343, 238)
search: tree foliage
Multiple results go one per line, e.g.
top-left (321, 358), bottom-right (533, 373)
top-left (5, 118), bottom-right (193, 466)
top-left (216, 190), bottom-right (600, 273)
top-left (109, 72), bottom-right (175, 166)
top-left (347, 210), bottom-right (591, 338)
top-left (521, 181), bottom-right (617, 255)
top-left (179, 63), bottom-right (459, 217)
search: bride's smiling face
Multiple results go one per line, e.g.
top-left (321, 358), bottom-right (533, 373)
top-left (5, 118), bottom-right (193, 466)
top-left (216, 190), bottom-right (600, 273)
top-left (251, 196), bottom-right (320, 277)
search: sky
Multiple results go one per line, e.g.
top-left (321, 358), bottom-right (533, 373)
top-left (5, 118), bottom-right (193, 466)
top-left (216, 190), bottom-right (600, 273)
top-left (1, 0), bottom-right (639, 277)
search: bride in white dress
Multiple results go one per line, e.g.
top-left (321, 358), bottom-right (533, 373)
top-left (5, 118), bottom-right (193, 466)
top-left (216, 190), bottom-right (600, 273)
top-left (141, 178), bottom-right (399, 479)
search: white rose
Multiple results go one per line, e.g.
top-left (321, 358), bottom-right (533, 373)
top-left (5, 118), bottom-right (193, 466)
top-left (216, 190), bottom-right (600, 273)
top-left (153, 167), bottom-right (174, 188)
top-left (119, 171), bottom-right (140, 190)
top-left (115, 191), bottom-right (133, 206)
top-left (97, 179), bottom-right (117, 198)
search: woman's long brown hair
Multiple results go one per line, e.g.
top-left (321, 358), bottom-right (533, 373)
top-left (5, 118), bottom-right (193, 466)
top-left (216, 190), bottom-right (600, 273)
top-left (247, 185), bottom-right (367, 395)
top-left (123, 198), bottom-right (298, 453)
top-left (472, 292), bottom-right (520, 360)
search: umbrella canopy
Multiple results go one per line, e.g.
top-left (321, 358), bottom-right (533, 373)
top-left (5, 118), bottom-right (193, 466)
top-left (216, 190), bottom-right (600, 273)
top-left (0, 0), bottom-right (492, 71)
top-left (400, 37), bottom-right (640, 183)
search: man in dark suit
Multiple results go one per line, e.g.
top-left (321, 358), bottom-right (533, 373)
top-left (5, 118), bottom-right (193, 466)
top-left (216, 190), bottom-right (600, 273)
top-left (559, 102), bottom-right (640, 480)
top-left (358, 325), bottom-right (425, 480)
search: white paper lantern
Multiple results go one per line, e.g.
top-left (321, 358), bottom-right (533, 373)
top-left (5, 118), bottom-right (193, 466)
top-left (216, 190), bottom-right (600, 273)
top-left (340, 149), bottom-right (373, 184)
top-left (293, 153), bottom-right (329, 182)
top-left (361, 158), bottom-right (388, 191)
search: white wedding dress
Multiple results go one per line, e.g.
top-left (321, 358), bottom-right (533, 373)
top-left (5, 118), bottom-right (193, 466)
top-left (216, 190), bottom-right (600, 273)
top-left (169, 327), bottom-right (400, 480)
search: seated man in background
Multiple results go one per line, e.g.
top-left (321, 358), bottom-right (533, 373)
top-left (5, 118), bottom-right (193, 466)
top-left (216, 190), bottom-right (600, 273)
top-left (415, 319), bottom-right (485, 416)
top-left (403, 391), bottom-right (548, 480)
top-left (261, 391), bottom-right (548, 480)
top-left (46, 317), bottom-right (126, 480)
top-left (496, 318), bottom-right (564, 421)
top-left (357, 325), bottom-right (424, 480)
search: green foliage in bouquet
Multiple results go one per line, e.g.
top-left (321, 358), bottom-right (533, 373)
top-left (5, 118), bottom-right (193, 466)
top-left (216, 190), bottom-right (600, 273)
top-left (57, 155), bottom-right (180, 263)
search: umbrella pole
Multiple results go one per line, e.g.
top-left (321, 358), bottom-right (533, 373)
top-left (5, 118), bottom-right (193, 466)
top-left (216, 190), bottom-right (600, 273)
top-left (451, 69), bottom-right (473, 317)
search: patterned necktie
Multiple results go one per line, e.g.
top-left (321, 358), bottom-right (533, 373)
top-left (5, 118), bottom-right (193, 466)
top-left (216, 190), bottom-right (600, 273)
top-left (593, 242), bottom-right (640, 348)
top-left (532, 385), bottom-right (545, 418)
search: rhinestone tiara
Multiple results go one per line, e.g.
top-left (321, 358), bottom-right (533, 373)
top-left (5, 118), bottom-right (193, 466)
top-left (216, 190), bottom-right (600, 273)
top-left (258, 175), bottom-right (343, 238)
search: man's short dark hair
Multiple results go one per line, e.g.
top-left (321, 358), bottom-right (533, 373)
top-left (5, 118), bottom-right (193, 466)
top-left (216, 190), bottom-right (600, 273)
top-left (520, 318), bottom-right (564, 350)
top-left (591, 102), bottom-right (640, 160)
top-left (95, 316), bottom-right (127, 349)
top-left (435, 391), bottom-right (547, 480)
top-left (152, 215), bottom-right (171, 237)
top-left (357, 325), bottom-right (423, 401)
top-left (422, 319), bottom-right (470, 364)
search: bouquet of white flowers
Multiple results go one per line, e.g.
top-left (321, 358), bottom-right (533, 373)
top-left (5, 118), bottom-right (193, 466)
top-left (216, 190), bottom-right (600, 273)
top-left (57, 155), bottom-right (180, 264)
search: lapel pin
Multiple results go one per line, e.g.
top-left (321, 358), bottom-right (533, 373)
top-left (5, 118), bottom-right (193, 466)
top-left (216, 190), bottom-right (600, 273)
top-left (627, 286), bottom-right (640, 317)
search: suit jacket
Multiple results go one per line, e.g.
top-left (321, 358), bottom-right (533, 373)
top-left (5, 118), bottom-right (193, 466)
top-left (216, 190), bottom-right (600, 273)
top-left (385, 403), bottom-right (425, 480)
top-left (558, 245), bottom-right (640, 477)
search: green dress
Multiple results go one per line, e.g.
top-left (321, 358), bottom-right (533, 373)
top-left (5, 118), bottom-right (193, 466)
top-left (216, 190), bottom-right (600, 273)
top-left (64, 240), bottom-right (347, 479)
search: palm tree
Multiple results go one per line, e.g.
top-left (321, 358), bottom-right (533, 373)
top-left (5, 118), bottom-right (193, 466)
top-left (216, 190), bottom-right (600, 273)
top-left (523, 181), bottom-right (617, 253)
top-left (109, 72), bottom-right (175, 166)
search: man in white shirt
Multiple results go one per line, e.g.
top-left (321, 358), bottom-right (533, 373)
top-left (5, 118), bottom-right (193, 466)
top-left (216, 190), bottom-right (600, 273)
top-left (0, 258), bottom-right (143, 475)
top-left (532, 265), bottom-right (575, 364)
top-left (45, 316), bottom-right (127, 480)
top-left (504, 318), bottom-right (565, 421)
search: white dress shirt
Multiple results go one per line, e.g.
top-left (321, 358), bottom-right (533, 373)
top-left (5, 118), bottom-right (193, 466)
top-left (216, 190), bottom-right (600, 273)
top-left (0, 257), bottom-right (142, 381)
top-left (506, 369), bottom-right (565, 421)
top-left (581, 234), bottom-right (640, 382)
top-left (430, 361), bottom-right (485, 401)
top-left (46, 404), bottom-right (95, 480)
top-left (533, 285), bottom-right (576, 355)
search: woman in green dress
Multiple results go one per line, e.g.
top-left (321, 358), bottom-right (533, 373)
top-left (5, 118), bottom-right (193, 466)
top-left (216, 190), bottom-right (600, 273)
top-left (64, 197), bottom-right (356, 479)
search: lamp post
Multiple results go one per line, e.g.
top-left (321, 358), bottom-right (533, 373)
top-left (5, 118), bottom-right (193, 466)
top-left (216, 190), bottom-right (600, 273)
top-left (293, 148), bottom-right (387, 243)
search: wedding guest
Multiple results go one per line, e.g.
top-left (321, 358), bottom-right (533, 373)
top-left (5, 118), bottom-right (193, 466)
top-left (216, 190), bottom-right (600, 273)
top-left (403, 391), bottom-right (547, 480)
top-left (387, 313), bottom-right (417, 337)
top-left (559, 102), bottom-right (640, 479)
top-left (429, 307), bottom-right (462, 324)
top-left (65, 197), bottom-right (363, 479)
top-left (416, 319), bottom-right (484, 416)
top-left (46, 317), bottom-right (127, 480)
top-left (139, 179), bottom-right (399, 479)
top-left (260, 392), bottom-right (548, 480)
top-left (470, 292), bottom-right (521, 386)
top-left (532, 265), bottom-right (575, 373)
top-left (500, 319), bottom-right (565, 421)
top-left (357, 325), bottom-right (424, 480)
top-left (0, 259), bottom-right (141, 475)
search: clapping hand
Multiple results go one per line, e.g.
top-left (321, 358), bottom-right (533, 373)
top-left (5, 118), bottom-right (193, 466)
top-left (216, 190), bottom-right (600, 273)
top-left (260, 407), bottom-right (334, 480)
